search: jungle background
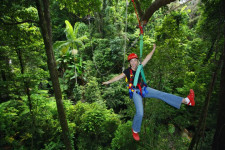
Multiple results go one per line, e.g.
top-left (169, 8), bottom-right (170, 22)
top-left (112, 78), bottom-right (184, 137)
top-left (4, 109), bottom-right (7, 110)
top-left (0, 0), bottom-right (224, 149)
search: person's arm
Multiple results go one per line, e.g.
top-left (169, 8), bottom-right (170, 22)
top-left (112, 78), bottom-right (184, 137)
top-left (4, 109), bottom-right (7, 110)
top-left (142, 44), bottom-right (156, 67)
top-left (102, 73), bottom-right (126, 85)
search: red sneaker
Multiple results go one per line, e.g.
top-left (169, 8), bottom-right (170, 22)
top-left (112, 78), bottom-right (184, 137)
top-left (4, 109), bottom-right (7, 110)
top-left (132, 129), bottom-right (140, 141)
top-left (187, 89), bottom-right (195, 106)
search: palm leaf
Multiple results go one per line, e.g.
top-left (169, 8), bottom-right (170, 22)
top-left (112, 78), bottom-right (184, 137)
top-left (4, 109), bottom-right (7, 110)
top-left (79, 35), bottom-right (88, 41)
top-left (79, 56), bottom-right (83, 67)
top-left (53, 41), bottom-right (67, 51)
top-left (54, 41), bottom-right (71, 55)
top-left (74, 39), bottom-right (85, 48)
top-left (74, 22), bottom-right (80, 38)
top-left (65, 20), bottom-right (75, 40)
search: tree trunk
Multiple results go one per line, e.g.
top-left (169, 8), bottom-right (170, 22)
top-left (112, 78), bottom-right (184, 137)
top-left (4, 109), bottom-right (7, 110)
top-left (35, 0), bottom-right (72, 149)
top-left (203, 38), bottom-right (217, 64)
top-left (134, 0), bottom-right (176, 23)
top-left (1, 70), bottom-right (6, 81)
top-left (15, 48), bottom-right (34, 148)
top-left (212, 7), bottom-right (225, 149)
top-left (1, 56), bottom-right (12, 101)
top-left (188, 53), bottom-right (223, 150)
top-left (15, 49), bottom-right (32, 110)
top-left (212, 50), bottom-right (225, 150)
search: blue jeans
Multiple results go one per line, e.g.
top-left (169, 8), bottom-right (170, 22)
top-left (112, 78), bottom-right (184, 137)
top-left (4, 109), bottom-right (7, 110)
top-left (132, 87), bottom-right (183, 132)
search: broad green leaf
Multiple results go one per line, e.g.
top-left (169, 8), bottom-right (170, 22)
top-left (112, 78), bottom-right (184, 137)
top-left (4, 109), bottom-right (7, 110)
top-left (65, 20), bottom-right (74, 40)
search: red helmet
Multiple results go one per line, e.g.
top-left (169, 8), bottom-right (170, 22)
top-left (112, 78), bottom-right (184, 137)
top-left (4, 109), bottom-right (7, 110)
top-left (128, 53), bottom-right (138, 61)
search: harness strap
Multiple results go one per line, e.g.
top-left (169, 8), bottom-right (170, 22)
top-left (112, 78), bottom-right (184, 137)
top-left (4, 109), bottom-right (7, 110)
top-left (137, 83), bottom-right (142, 96)
top-left (133, 64), bottom-right (147, 87)
top-left (129, 69), bottom-right (134, 89)
top-left (141, 66), bottom-right (147, 84)
top-left (128, 68), bottom-right (146, 98)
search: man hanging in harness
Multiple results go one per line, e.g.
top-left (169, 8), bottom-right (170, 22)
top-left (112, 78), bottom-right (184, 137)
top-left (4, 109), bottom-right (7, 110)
top-left (102, 44), bottom-right (195, 141)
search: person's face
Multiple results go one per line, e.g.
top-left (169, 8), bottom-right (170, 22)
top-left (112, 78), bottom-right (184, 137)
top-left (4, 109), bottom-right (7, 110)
top-left (130, 58), bottom-right (138, 69)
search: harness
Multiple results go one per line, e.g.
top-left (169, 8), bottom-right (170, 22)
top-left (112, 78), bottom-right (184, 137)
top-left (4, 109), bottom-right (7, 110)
top-left (128, 69), bottom-right (148, 99)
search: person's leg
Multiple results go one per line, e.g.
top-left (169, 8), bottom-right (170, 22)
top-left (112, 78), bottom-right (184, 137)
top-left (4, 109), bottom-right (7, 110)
top-left (132, 91), bottom-right (144, 132)
top-left (144, 87), bottom-right (183, 109)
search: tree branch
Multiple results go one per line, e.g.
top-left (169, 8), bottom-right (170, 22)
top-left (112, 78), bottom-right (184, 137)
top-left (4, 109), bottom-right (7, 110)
top-left (133, 0), bottom-right (144, 19)
top-left (142, 0), bottom-right (176, 23)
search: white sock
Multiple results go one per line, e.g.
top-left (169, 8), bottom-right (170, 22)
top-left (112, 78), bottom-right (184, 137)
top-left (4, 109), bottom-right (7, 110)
top-left (133, 130), bottom-right (137, 133)
top-left (185, 97), bottom-right (190, 104)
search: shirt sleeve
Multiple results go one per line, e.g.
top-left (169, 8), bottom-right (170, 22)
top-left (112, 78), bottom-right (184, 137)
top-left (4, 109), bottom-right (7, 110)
top-left (123, 68), bottom-right (129, 78)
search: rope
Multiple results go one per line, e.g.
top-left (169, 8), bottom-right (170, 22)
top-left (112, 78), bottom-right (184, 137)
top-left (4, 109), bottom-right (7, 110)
top-left (131, 0), bottom-right (143, 34)
top-left (131, 0), bottom-right (144, 61)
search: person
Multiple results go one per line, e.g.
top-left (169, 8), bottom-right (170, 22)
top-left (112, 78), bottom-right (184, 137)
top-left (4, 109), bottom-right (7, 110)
top-left (102, 44), bottom-right (195, 141)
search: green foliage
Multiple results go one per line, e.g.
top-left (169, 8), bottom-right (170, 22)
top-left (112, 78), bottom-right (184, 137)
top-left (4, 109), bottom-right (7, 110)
top-left (56, 0), bottom-right (101, 17)
top-left (0, 100), bottom-right (28, 148)
top-left (102, 74), bottom-right (129, 113)
top-left (111, 121), bottom-right (136, 150)
top-left (53, 21), bottom-right (87, 55)
top-left (54, 21), bottom-right (88, 99)
top-left (84, 77), bottom-right (103, 103)
top-left (0, 91), bottom-right (75, 149)
top-left (67, 101), bottom-right (120, 149)
top-left (0, 96), bottom-right (120, 149)
top-left (90, 37), bottom-right (124, 75)
top-left (0, 0), bottom-right (48, 102)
